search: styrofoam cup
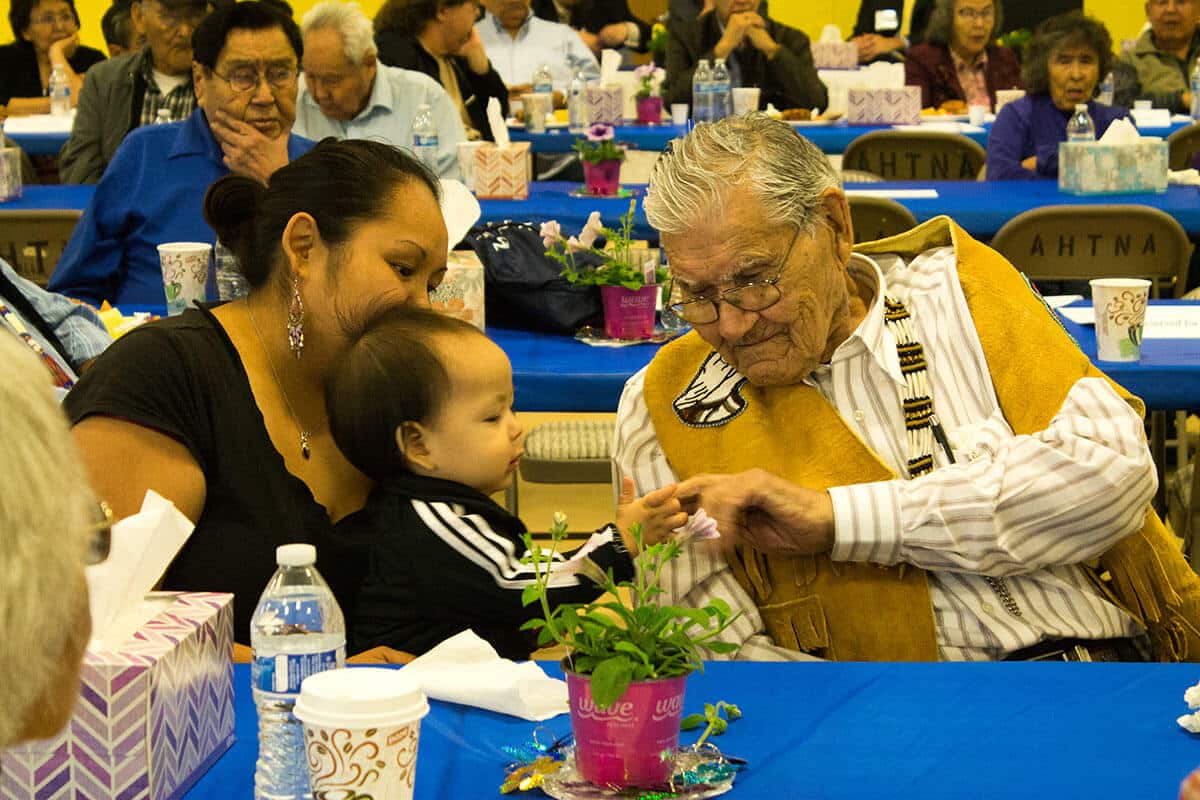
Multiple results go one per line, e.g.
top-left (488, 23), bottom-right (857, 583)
top-left (156, 242), bottom-right (210, 316)
top-left (968, 104), bottom-right (988, 125)
top-left (994, 89), bottom-right (1025, 113)
top-left (731, 87), bottom-right (761, 115)
top-left (295, 668), bottom-right (430, 800)
top-left (522, 92), bottom-right (551, 132)
top-left (671, 103), bottom-right (688, 125)
top-left (1090, 278), bottom-right (1151, 362)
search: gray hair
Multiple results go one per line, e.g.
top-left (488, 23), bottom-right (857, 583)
top-left (0, 335), bottom-right (94, 747)
top-left (301, 1), bottom-right (378, 64)
top-left (924, 0), bottom-right (1004, 46)
top-left (645, 114), bottom-right (840, 238)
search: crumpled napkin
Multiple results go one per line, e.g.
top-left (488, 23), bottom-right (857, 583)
top-left (401, 630), bottom-right (568, 721)
top-left (1177, 680), bottom-right (1200, 732)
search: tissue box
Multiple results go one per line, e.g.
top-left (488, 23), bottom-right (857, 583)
top-left (0, 592), bottom-right (234, 800)
top-left (474, 141), bottom-right (531, 199)
top-left (812, 41), bottom-right (858, 70)
top-left (1058, 140), bottom-right (1169, 195)
top-left (587, 86), bottom-right (624, 126)
top-left (431, 249), bottom-right (485, 329)
top-left (846, 86), bottom-right (921, 124)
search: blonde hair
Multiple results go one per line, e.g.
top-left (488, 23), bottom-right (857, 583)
top-left (0, 335), bottom-right (94, 747)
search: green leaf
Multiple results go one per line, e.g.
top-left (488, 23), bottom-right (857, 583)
top-left (723, 703), bottom-right (742, 721)
top-left (705, 641), bottom-right (739, 655)
top-left (613, 641), bottom-right (650, 667)
top-left (680, 714), bottom-right (705, 731)
top-left (590, 656), bottom-right (634, 710)
top-left (521, 583), bottom-right (541, 607)
top-left (711, 718), bottom-right (728, 735)
top-left (518, 618), bottom-right (544, 631)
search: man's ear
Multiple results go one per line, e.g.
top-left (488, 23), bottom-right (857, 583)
top-left (819, 188), bottom-right (854, 266)
top-left (192, 62), bottom-right (207, 106)
top-left (396, 421), bottom-right (436, 474)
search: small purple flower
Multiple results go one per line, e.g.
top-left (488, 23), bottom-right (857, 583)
top-left (633, 63), bottom-right (657, 80)
top-left (577, 211), bottom-right (604, 248)
top-left (586, 123), bottom-right (615, 142)
top-left (540, 220), bottom-right (562, 249)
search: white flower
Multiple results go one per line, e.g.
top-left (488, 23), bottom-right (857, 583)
top-left (540, 220), bottom-right (562, 249)
top-left (577, 211), bottom-right (604, 249)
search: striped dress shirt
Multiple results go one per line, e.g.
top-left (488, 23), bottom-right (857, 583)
top-left (613, 245), bottom-right (1153, 661)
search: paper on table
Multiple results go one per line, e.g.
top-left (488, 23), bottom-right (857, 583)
top-left (893, 122), bottom-right (985, 134)
top-left (400, 630), bottom-right (568, 721)
top-left (1041, 294), bottom-right (1084, 309)
top-left (85, 490), bottom-right (195, 649)
top-left (1101, 117), bottom-right (1146, 143)
top-left (844, 188), bottom-right (939, 198)
top-left (600, 49), bottom-right (621, 86)
top-left (1059, 304), bottom-right (1200, 338)
top-left (487, 97), bottom-right (510, 148)
top-left (439, 178), bottom-right (481, 251)
top-left (2, 111), bottom-right (74, 133)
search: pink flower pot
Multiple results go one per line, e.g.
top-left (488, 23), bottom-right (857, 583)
top-left (583, 159), bottom-right (621, 196)
top-left (566, 670), bottom-right (688, 788)
top-left (636, 95), bottom-right (663, 125)
top-left (601, 284), bottom-right (658, 340)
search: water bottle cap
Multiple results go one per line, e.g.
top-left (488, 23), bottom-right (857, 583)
top-left (276, 543), bottom-right (316, 566)
top-left (1075, 103), bottom-right (1087, 111)
top-left (295, 668), bottom-right (429, 729)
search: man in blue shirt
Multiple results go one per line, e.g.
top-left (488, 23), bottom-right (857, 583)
top-left (294, 1), bottom-right (465, 179)
top-left (49, 2), bottom-right (313, 306)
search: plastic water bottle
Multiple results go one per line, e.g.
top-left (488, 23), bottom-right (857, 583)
top-left (710, 58), bottom-right (732, 121)
top-left (1191, 61), bottom-right (1200, 121)
top-left (1097, 72), bottom-right (1115, 106)
top-left (568, 68), bottom-right (589, 133)
top-left (251, 544), bottom-right (346, 800)
top-left (692, 59), bottom-right (712, 123)
top-left (215, 241), bottom-right (249, 301)
top-left (155, 108), bottom-right (172, 124)
top-left (49, 64), bottom-right (70, 116)
top-left (411, 103), bottom-right (439, 173)
top-left (532, 63), bottom-right (555, 96)
top-left (1066, 104), bottom-right (1095, 142)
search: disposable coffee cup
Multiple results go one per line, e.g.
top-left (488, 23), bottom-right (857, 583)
top-left (994, 89), bottom-right (1025, 113)
top-left (671, 103), bottom-right (688, 125)
top-left (295, 668), bottom-right (430, 800)
top-left (522, 93), bottom-right (551, 132)
top-left (1090, 278), bottom-right (1151, 362)
top-left (156, 242), bottom-right (211, 316)
top-left (731, 87), bottom-right (761, 115)
top-left (0, 148), bottom-right (22, 202)
top-left (456, 140), bottom-right (485, 192)
top-left (968, 104), bottom-right (988, 125)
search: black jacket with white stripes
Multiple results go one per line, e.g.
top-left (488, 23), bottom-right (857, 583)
top-left (340, 473), bottom-right (635, 659)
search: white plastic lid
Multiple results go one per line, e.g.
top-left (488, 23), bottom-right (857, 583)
top-left (294, 668), bottom-right (429, 729)
top-left (276, 543), bottom-right (316, 567)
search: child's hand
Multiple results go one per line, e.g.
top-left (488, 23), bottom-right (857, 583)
top-left (615, 476), bottom-right (688, 553)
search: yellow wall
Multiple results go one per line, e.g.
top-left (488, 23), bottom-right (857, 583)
top-left (0, 0), bottom-right (1153, 62)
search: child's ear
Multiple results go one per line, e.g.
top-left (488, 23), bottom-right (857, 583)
top-left (396, 422), bottom-right (436, 474)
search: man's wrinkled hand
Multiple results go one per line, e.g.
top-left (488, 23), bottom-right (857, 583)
top-left (675, 469), bottom-right (835, 556)
top-left (210, 109), bottom-right (290, 185)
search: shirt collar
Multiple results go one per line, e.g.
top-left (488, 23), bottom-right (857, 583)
top-left (807, 253), bottom-right (904, 387)
top-left (950, 47), bottom-right (988, 71)
top-left (355, 68), bottom-right (391, 120)
top-left (486, 10), bottom-right (533, 40)
top-left (168, 106), bottom-right (224, 162)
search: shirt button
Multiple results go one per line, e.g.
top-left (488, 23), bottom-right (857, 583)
top-left (982, 601), bottom-right (995, 615)
top-left (853, 409), bottom-right (865, 421)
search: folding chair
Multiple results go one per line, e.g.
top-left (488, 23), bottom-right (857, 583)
top-left (505, 419), bottom-right (614, 518)
top-left (1168, 121), bottom-right (1200, 171)
top-left (847, 194), bottom-right (919, 243)
top-left (842, 130), bottom-right (987, 180)
top-left (0, 209), bottom-right (82, 286)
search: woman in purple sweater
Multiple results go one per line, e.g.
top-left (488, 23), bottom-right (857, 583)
top-left (986, 11), bottom-right (1129, 181)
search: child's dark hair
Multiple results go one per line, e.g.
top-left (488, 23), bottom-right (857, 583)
top-left (326, 305), bottom-right (483, 481)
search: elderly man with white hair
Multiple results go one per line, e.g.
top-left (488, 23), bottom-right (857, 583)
top-left (294, 1), bottom-right (465, 179)
top-left (0, 333), bottom-right (102, 746)
top-left (616, 113), bottom-right (1200, 664)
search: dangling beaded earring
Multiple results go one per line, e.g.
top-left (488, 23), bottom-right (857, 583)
top-left (287, 272), bottom-right (305, 359)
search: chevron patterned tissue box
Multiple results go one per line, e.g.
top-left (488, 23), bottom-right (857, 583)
top-left (812, 41), bottom-right (858, 69)
top-left (474, 141), bottom-right (531, 199)
top-left (0, 592), bottom-right (235, 800)
top-left (846, 86), bottom-right (921, 124)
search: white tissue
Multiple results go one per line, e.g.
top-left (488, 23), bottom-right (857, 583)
top-left (1098, 117), bottom-right (1142, 145)
top-left (401, 630), bottom-right (568, 721)
top-left (85, 490), bottom-right (195, 649)
top-left (487, 97), bottom-right (510, 149)
top-left (1177, 680), bottom-right (1200, 732)
top-left (600, 49), bottom-right (622, 86)
top-left (1170, 169), bottom-right (1200, 185)
top-left (439, 179), bottom-right (481, 251)
top-left (819, 24), bottom-right (843, 43)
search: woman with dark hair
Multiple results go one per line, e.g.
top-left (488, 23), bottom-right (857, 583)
top-left (64, 139), bottom-right (448, 646)
top-left (904, 0), bottom-right (1020, 110)
top-left (986, 11), bottom-right (1129, 181)
top-left (373, 0), bottom-right (508, 140)
top-left (0, 0), bottom-right (105, 114)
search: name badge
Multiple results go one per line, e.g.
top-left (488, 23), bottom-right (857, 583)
top-left (875, 9), bottom-right (899, 33)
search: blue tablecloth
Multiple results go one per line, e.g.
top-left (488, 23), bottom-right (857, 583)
top-left (7, 130), bottom-right (66, 156)
top-left (2, 183), bottom-right (92, 209)
top-left (185, 661), bottom-right (1200, 799)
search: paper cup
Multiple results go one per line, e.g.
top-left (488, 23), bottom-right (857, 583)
top-left (295, 668), bottom-right (430, 800)
top-left (0, 148), bottom-right (23, 202)
top-left (456, 140), bottom-right (485, 191)
top-left (731, 87), bottom-right (761, 115)
top-left (994, 89), bottom-right (1025, 113)
top-left (157, 242), bottom-right (210, 316)
top-left (1090, 278), bottom-right (1151, 362)
top-left (671, 103), bottom-right (688, 125)
top-left (522, 92), bottom-right (551, 132)
top-left (968, 104), bottom-right (988, 125)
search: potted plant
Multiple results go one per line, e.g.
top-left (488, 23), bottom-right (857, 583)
top-left (542, 200), bottom-right (668, 339)
top-left (633, 62), bottom-right (667, 125)
top-left (521, 515), bottom-right (739, 789)
top-left (573, 123), bottom-right (625, 196)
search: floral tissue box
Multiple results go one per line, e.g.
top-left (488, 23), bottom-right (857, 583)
top-left (0, 592), bottom-right (234, 800)
top-left (846, 86), bottom-right (921, 124)
top-left (1058, 140), bottom-right (1169, 195)
top-left (431, 249), bottom-right (485, 330)
top-left (812, 41), bottom-right (858, 70)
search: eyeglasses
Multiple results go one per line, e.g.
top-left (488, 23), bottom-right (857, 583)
top-left (30, 12), bottom-right (75, 26)
top-left (213, 63), bottom-right (299, 93)
top-left (85, 500), bottom-right (113, 566)
top-left (955, 6), bottom-right (995, 21)
top-left (667, 227), bottom-right (801, 325)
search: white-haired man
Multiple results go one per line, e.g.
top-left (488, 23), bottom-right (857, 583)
top-left (295, 1), bottom-right (465, 179)
top-left (616, 113), bottom-right (1200, 663)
